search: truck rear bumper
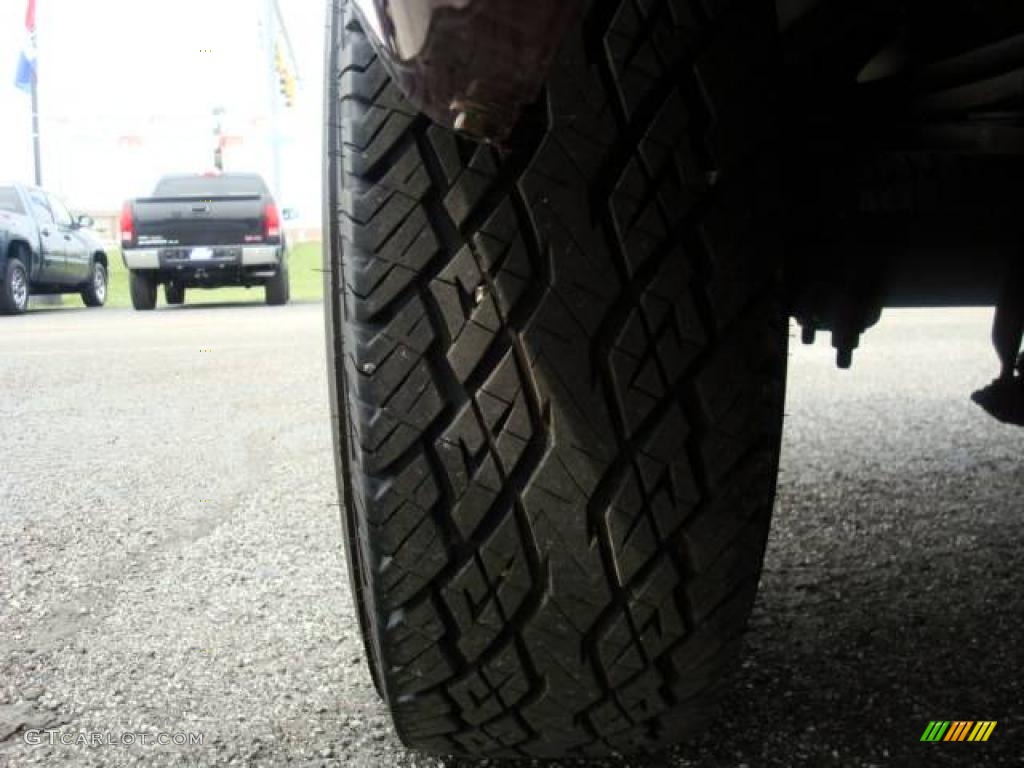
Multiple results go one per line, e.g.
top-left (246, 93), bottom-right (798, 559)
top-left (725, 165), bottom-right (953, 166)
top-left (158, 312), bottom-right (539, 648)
top-left (123, 245), bottom-right (282, 270)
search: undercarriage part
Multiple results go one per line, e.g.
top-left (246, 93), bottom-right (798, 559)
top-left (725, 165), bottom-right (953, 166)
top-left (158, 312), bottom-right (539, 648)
top-left (788, 178), bottom-right (889, 369)
top-left (914, 32), bottom-right (1024, 89)
top-left (787, 27), bottom-right (1024, 365)
top-left (794, 287), bottom-right (883, 370)
top-left (860, 31), bottom-right (1024, 116)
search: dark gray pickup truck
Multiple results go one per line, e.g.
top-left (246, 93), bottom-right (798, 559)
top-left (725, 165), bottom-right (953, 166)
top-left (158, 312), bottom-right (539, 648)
top-left (0, 184), bottom-right (108, 315)
top-left (121, 173), bottom-right (289, 310)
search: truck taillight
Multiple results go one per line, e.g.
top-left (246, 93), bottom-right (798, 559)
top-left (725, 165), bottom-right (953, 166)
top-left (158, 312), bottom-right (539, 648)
top-left (263, 203), bottom-right (281, 240)
top-left (120, 202), bottom-right (134, 245)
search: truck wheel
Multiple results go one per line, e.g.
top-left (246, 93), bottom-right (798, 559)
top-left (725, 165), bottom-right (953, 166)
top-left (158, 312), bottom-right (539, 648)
top-left (81, 260), bottom-right (108, 308)
top-left (325, 0), bottom-right (786, 759)
top-left (129, 271), bottom-right (157, 311)
top-left (265, 259), bottom-right (290, 306)
top-left (1, 257), bottom-right (30, 315)
top-left (165, 283), bottom-right (186, 306)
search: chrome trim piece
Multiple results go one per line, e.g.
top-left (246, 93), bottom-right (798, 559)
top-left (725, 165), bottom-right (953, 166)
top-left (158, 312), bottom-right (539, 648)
top-left (240, 246), bottom-right (280, 266)
top-left (122, 249), bottom-right (160, 270)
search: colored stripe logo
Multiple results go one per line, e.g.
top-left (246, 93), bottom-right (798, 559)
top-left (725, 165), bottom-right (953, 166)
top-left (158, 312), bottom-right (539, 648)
top-left (921, 721), bottom-right (997, 742)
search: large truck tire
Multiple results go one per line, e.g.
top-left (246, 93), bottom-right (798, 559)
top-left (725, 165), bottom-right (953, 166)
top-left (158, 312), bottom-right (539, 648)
top-left (265, 259), bottom-right (290, 306)
top-left (0, 256), bottom-right (30, 315)
top-left (324, 0), bottom-right (787, 758)
top-left (81, 260), bottom-right (108, 308)
top-left (164, 282), bottom-right (186, 306)
top-left (129, 271), bottom-right (157, 311)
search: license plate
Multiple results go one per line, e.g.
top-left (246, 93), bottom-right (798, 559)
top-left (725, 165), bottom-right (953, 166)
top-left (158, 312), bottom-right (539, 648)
top-left (190, 247), bottom-right (213, 261)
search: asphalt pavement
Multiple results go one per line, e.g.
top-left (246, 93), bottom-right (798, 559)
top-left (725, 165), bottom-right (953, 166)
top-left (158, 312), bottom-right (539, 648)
top-left (0, 302), bottom-right (1020, 767)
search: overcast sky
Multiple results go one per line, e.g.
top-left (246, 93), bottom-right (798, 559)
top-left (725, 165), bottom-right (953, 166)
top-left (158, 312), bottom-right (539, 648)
top-left (0, 0), bottom-right (325, 218)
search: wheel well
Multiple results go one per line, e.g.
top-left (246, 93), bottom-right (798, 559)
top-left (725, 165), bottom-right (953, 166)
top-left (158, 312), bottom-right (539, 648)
top-left (7, 240), bottom-right (30, 263)
top-left (93, 251), bottom-right (108, 269)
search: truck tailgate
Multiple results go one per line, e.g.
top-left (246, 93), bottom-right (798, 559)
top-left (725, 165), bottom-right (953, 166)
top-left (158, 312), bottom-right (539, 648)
top-left (132, 196), bottom-right (266, 247)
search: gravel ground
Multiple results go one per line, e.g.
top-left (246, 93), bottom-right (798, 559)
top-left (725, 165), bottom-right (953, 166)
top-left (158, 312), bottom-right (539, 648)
top-left (0, 302), bottom-right (1020, 767)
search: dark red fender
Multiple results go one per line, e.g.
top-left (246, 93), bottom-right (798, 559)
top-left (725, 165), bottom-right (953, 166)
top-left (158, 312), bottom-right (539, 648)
top-left (352, 0), bottom-right (583, 143)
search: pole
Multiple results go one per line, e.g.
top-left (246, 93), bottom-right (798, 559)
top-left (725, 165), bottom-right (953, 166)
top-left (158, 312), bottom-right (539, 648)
top-left (271, 0), bottom-right (300, 80)
top-left (30, 57), bottom-right (41, 185)
top-left (264, 0), bottom-right (282, 198)
top-left (264, 0), bottom-right (298, 200)
top-left (27, 0), bottom-right (60, 307)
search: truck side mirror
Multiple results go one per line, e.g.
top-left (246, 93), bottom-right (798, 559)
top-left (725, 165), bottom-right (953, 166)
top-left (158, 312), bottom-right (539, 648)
top-left (281, 208), bottom-right (298, 221)
top-left (77, 214), bottom-right (95, 229)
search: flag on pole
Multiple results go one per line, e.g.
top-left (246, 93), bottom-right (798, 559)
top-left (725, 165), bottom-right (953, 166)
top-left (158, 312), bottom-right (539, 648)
top-left (14, 0), bottom-right (38, 93)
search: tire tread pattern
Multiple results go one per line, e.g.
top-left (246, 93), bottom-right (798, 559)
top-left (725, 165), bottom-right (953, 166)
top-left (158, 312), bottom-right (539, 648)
top-left (327, 0), bottom-right (786, 757)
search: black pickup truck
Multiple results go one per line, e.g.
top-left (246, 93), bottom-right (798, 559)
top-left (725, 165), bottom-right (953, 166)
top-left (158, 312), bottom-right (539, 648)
top-left (121, 173), bottom-right (289, 310)
top-left (0, 184), bottom-right (109, 314)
